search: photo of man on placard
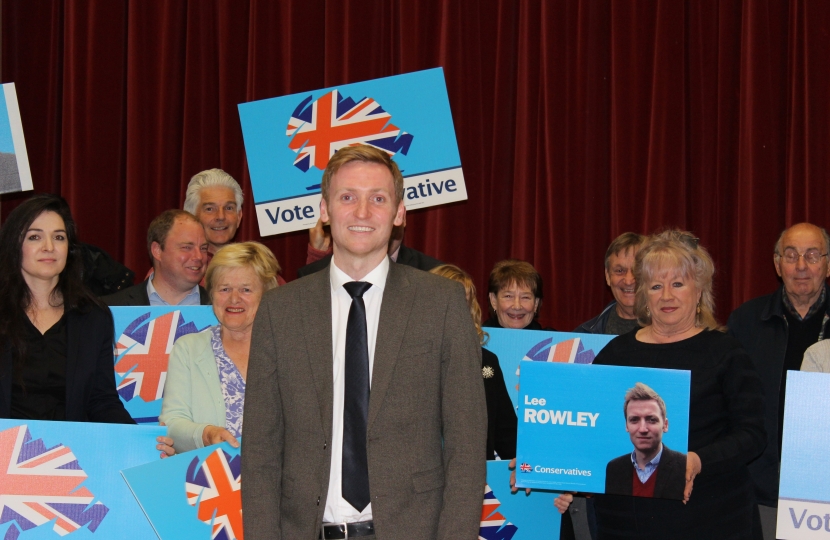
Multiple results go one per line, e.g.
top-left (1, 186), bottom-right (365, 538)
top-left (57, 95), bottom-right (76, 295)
top-left (605, 382), bottom-right (686, 499)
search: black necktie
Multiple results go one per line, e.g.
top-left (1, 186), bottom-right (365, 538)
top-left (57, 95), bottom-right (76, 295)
top-left (342, 281), bottom-right (372, 511)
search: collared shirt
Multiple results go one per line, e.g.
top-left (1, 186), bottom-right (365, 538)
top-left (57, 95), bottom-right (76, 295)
top-left (630, 445), bottom-right (663, 484)
top-left (146, 273), bottom-right (202, 306)
top-left (324, 257), bottom-right (390, 524)
top-left (782, 287), bottom-right (827, 321)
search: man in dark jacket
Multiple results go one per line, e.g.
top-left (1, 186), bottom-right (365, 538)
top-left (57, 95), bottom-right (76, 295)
top-left (576, 233), bottom-right (645, 335)
top-left (103, 210), bottom-right (210, 306)
top-left (728, 222), bottom-right (830, 540)
top-left (604, 382), bottom-right (686, 500)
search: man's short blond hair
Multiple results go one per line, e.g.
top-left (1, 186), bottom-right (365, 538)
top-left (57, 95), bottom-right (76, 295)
top-left (320, 145), bottom-right (404, 204)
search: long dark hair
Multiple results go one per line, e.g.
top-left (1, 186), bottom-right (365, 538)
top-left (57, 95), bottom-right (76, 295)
top-left (0, 194), bottom-right (104, 373)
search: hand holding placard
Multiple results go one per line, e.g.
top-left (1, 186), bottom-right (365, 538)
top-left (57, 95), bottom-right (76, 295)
top-left (683, 451), bottom-right (702, 504)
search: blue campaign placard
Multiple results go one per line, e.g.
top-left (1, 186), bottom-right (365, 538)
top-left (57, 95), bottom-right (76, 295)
top-left (515, 362), bottom-right (690, 495)
top-left (776, 371), bottom-right (830, 538)
top-left (484, 328), bottom-right (616, 409)
top-left (0, 419), bottom-right (163, 540)
top-left (480, 460), bottom-right (561, 540)
top-left (122, 441), bottom-right (241, 540)
top-left (238, 67), bottom-right (467, 236)
top-left (110, 306), bottom-right (217, 424)
top-left (0, 83), bottom-right (33, 194)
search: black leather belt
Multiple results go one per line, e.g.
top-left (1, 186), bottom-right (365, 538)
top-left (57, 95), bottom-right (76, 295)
top-left (319, 520), bottom-right (375, 539)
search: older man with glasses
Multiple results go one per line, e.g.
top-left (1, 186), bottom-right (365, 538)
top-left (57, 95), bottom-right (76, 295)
top-left (728, 222), bottom-right (830, 540)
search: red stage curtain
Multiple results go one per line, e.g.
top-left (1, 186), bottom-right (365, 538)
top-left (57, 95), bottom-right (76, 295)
top-left (3, 0), bottom-right (830, 330)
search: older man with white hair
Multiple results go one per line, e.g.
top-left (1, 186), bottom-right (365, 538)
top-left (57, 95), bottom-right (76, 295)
top-left (183, 168), bottom-right (244, 257)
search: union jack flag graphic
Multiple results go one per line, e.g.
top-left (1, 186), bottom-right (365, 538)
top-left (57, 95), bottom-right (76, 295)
top-left (185, 448), bottom-right (243, 540)
top-left (478, 484), bottom-right (518, 540)
top-left (516, 337), bottom-right (597, 378)
top-left (519, 463), bottom-right (532, 473)
top-left (0, 425), bottom-right (108, 540)
top-left (286, 89), bottom-right (414, 173)
top-left (114, 311), bottom-right (205, 404)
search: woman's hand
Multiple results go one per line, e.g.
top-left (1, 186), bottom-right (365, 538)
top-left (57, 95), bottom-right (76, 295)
top-left (683, 451), bottom-right (702, 504)
top-left (202, 425), bottom-right (240, 448)
top-left (554, 493), bottom-right (574, 514)
top-left (157, 421), bottom-right (174, 459)
top-left (509, 458), bottom-right (531, 495)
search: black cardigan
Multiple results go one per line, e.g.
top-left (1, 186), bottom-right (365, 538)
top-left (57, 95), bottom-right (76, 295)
top-left (482, 348), bottom-right (517, 460)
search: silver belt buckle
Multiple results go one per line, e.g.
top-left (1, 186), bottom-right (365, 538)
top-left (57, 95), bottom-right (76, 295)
top-left (321, 521), bottom-right (349, 540)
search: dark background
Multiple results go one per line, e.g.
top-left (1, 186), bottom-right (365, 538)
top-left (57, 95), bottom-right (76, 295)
top-left (2, 0), bottom-right (829, 330)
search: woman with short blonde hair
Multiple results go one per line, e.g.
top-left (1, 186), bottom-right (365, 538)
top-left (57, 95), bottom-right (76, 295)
top-left (161, 241), bottom-right (280, 452)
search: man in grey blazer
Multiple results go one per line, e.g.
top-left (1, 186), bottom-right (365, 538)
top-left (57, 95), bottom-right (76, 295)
top-left (242, 146), bottom-right (487, 540)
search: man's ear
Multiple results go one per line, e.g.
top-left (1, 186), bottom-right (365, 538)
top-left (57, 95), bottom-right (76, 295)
top-left (320, 198), bottom-right (329, 223)
top-left (237, 208), bottom-right (243, 225)
top-left (663, 417), bottom-right (669, 433)
top-left (150, 241), bottom-right (163, 263)
top-left (393, 200), bottom-right (405, 227)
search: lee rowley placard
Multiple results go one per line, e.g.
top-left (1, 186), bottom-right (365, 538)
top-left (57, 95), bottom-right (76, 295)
top-left (515, 362), bottom-right (690, 498)
top-left (0, 419), bottom-right (163, 540)
top-left (238, 67), bottom-right (466, 236)
top-left (777, 371), bottom-right (830, 539)
top-left (110, 306), bottom-right (217, 424)
top-left (483, 328), bottom-right (616, 409)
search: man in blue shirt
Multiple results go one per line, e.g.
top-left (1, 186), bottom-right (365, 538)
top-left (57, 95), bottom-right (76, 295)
top-left (103, 210), bottom-right (210, 306)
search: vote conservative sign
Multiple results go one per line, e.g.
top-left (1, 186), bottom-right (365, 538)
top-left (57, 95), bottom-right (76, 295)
top-left (777, 371), bottom-right (830, 539)
top-left (238, 67), bottom-right (466, 236)
top-left (514, 362), bottom-right (690, 498)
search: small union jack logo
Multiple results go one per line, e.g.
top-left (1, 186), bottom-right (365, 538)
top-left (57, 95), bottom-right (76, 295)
top-left (519, 463), bottom-right (532, 473)
top-left (185, 448), bottom-right (243, 540)
top-left (0, 425), bottom-right (109, 540)
top-left (286, 89), bottom-right (414, 173)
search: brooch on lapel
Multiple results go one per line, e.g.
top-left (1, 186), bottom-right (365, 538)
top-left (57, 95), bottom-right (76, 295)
top-left (482, 366), bottom-right (494, 379)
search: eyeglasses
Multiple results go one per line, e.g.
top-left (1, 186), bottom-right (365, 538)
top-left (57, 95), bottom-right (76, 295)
top-left (777, 248), bottom-right (829, 265)
top-left (679, 234), bottom-right (700, 249)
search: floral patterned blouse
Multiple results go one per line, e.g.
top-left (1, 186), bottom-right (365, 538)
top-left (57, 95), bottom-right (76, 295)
top-left (210, 325), bottom-right (245, 438)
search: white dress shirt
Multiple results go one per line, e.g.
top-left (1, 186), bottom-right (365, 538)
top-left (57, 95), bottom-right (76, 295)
top-left (323, 257), bottom-right (389, 523)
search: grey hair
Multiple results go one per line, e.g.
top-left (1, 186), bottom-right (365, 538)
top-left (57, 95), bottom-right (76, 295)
top-left (183, 169), bottom-right (244, 214)
top-left (774, 223), bottom-right (830, 257)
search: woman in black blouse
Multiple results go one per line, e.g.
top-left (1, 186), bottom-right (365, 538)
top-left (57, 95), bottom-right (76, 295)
top-left (0, 195), bottom-right (172, 454)
top-left (556, 230), bottom-right (766, 539)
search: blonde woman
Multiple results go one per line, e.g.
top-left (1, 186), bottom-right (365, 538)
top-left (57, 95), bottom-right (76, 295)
top-left (160, 242), bottom-right (280, 452)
